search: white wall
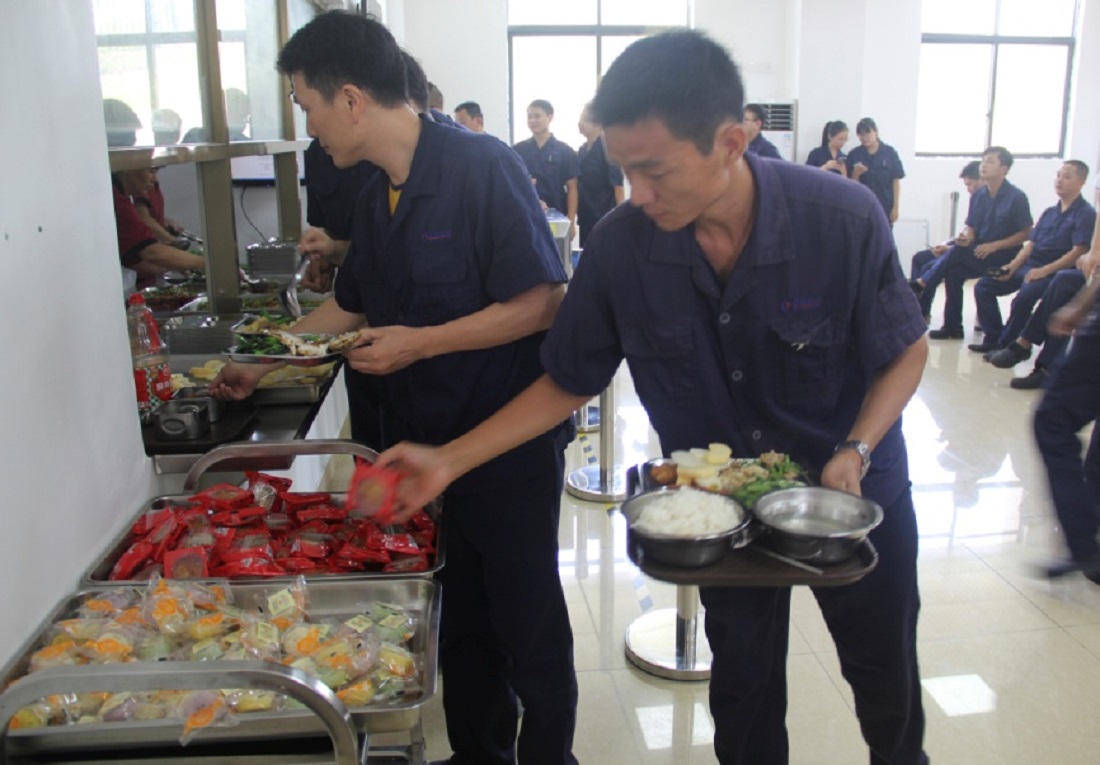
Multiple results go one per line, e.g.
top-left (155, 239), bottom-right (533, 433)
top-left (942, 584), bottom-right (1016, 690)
top-left (0, 2), bottom-right (161, 663)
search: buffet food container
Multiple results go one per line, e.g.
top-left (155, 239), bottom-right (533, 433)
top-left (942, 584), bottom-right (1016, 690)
top-left (0, 577), bottom-right (440, 760)
top-left (82, 439), bottom-right (445, 586)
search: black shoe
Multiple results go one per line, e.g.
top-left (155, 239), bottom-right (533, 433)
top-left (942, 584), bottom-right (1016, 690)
top-left (1010, 367), bottom-right (1047, 389)
top-left (1038, 558), bottom-right (1100, 584)
top-left (989, 342), bottom-right (1032, 369)
top-left (908, 279), bottom-right (924, 298)
top-left (968, 341), bottom-right (1000, 353)
top-left (928, 326), bottom-right (964, 340)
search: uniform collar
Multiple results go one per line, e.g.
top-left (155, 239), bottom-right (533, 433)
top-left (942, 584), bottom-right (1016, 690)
top-left (399, 114), bottom-right (447, 201)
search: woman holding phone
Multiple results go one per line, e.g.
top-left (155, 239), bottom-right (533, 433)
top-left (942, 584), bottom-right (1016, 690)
top-left (806, 120), bottom-right (849, 176)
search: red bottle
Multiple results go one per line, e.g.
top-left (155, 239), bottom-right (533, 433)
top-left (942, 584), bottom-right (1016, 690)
top-left (126, 293), bottom-right (172, 418)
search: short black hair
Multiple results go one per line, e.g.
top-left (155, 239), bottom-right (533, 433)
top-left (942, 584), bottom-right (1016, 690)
top-left (455, 101), bottom-right (482, 120)
top-left (401, 51), bottom-right (429, 112)
top-left (591, 30), bottom-right (744, 155)
top-left (983, 145), bottom-right (1014, 170)
top-left (528, 99), bottom-right (554, 115)
top-left (104, 98), bottom-right (141, 147)
top-left (743, 104), bottom-right (765, 123)
top-left (856, 117), bottom-right (877, 135)
top-left (1064, 159), bottom-right (1090, 181)
top-left (960, 160), bottom-right (981, 180)
top-left (277, 11), bottom-right (406, 108)
top-left (428, 82), bottom-right (443, 110)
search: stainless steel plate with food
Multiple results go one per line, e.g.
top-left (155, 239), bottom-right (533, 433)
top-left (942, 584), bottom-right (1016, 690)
top-left (231, 313), bottom-right (301, 335)
top-left (224, 330), bottom-right (363, 363)
top-left (620, 486), bottom-right (751, 567)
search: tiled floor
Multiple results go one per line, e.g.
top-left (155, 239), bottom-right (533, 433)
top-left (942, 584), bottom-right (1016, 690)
top-left (415, 304), bottom-right (1100, 764)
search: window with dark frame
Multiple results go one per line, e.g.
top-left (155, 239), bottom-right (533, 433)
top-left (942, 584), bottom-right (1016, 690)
top-left (915, 0), bottom-right (1079, 158)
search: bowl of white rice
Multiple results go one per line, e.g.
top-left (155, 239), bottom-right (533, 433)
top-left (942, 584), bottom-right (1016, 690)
top-left (621, 487), bottom-right (750, 567)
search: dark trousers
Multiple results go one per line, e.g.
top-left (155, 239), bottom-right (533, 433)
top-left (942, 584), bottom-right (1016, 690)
top-left (700, 490), bottom-right (926, 765)
top-left (1033, 330), bottom-right (1100, 564)
top-left (920, 244), bottom-right (1017, 330)
top-left (972, 265), bottom-right (1050, 345)
top-left (910, 249), bottom-right (936, 281)
top-left (343, 366), bottom-right (384, 451)
top-left (1021, 270), bottom-right (1085, 369)
top-left (437, 451), bottom-right (579, 765)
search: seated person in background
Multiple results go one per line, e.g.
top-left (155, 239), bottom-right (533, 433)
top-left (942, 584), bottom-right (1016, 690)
top-left (909, 161), bottom-right (982, 286)
top-left (989, 265), bottom-right (1091, 389)
top-left (113, 166), bottom-right (205, 288)
top-left (152, 108), bottom-right (182, 145)
top-left (454, 101), bottom-right (485, 133)
top-left (922, 146), bottom-right (1033, 339)
top-left (805, 120), bottom-right (848, 176)
top-left (513, 99), bottom-right (579, 239)
top-left (969, 160), bottom-right (1095, 353)
top-left (741, 103), bottom-right (781, 159)
top-left (131, 167), bottom-right (192, 247)
top-left (182, 87), bottom-right (250, 142)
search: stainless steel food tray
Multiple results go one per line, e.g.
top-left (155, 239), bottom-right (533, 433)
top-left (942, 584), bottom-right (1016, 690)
top-left (82, 440), bottom-right (445, 586)
top-left (171, 352), bottom-right (336, 405)
top-left (0, 577), bottom-right (440, 758)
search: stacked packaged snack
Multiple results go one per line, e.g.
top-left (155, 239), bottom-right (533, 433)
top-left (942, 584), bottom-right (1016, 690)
top-left (107, 472), bottom-right (437, 581)
top-left (9, 577), bottom-right (424, 745)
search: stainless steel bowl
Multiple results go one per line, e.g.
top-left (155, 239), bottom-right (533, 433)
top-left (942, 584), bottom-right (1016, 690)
top-left (753, 487), bottom-right (883, 564)
top-left (620, 487), bottom-right (750, 567)
top-left (174, 386), bottom-right (225, 422)
top-left (152, 399), bottom-right (211, 440)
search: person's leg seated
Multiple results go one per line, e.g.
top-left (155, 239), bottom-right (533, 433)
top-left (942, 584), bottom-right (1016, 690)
top-left (971, 272), bottom-right (1022, 350)
top-left (909, 249), bottom-right (935, 281)
top-left (700, 586), bottom-right (792, 765)
top-left (815, 491), bottom-right (926, 765)
top-left (998, 270), bottom-right (1049, 347)
top-left (935, 248), bottom-right (1012, 338)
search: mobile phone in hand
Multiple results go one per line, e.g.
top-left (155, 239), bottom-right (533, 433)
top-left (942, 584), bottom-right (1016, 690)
top-left (986, 267), bottom-right (1009, 278)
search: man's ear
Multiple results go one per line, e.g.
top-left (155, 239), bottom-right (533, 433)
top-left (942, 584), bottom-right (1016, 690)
top-left (341, 84), bottom-right (369, 121)
top-left (716, 120), bottom-right (747, 164)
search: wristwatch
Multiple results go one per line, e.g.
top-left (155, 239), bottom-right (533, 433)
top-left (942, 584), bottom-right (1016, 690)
top-left (835, 440), bottom-right (871, 479)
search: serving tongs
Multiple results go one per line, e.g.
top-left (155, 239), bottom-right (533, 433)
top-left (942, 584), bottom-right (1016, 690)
top-left (278, 254), bottom-right (311, 318)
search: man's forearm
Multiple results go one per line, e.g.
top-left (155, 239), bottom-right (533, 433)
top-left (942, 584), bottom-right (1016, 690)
top-left (440, 374), bottom-right (589, 479)
top-left (418, 283), bottom-right (565, 359)
top-left (285, 297), bottom-right (368, 335)
top-left (566, 179), bottom-right (578, 225)
top-left (139, 242), bottom-right (205, 271)
top-left (845, 337), bottom-right (928, 452)
top-left (1043, 244), bottom-right (1089, 274)
top-left (990, 226), bottom-right (1033, 253)
top-left (326, 237), bottom-right (352, 267)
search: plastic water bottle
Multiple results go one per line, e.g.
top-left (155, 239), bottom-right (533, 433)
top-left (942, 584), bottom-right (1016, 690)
top-left (127, 293), bottom-right (172, 419)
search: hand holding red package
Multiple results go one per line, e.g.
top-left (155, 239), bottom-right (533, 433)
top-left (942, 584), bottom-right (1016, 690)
top-left (345, 463), bottom-right (403, 524)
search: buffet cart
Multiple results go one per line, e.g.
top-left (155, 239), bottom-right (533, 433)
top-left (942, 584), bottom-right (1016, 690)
top-left (0, 441), bottom-right (444, 764)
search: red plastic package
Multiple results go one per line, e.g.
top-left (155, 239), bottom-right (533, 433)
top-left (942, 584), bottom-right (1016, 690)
top-left (384, 553), bottom-right (429, 573)
top-left (288, 533), bottom-right (334, 560)
top-left (295, 504), bottom-right (347, 523)
top-left (164, 547), bottom-right (210, 579)
top-left (190, 484), bottom-right (254, 511)
top-left (219, 532), bottom-right (274, 563)
top-left (246, 472), bottom-right (293, 513)
top-left (109, 541), bottom-right (155, 580)
top-left (334, 540), bottom-right (391, 565)
top-left (213, 557), bottom-right (287, 578)
top-left (381, 534), bottom-right (420, 555)
top-left (345, 463), bottom-right (402, 523)
top-left (147, 515), bottom-right (182, 563)
top-left (210, 506), bottom-right (267, 527)
top-left (279, 492), bottom-right (332, 513)
top-left (130, 506), bottom-right (174, 537)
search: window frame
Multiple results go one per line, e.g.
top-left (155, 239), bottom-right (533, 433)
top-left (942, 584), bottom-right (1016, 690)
top-left (916, 1), bottom-right (1079, 159)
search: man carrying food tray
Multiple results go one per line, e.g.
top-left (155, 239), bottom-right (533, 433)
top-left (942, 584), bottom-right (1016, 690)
top-left (380, 30), bottom-right (930, 765)
top-left (210, 12), bottom-right (579, 765)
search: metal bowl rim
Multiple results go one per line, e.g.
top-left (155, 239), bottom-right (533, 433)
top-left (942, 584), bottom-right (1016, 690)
top-left (753, 486), bottom-right (884, 539)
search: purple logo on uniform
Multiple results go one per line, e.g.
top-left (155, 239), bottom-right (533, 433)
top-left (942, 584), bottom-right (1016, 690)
top-left (779, 296), bottom-right (823, 313)
top-left (422, 230), bottom-right (452, 242)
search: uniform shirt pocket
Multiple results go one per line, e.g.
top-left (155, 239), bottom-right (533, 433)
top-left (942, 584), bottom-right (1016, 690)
top-left (408, 248), bottom-right (484, 325)
top-left (621, 322), bottom-right (699, 404)
top-left (769, 315), bottom-right (848, 419)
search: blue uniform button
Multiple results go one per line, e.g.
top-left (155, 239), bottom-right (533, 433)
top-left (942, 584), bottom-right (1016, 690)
top-left (752, 430), bottom-right (762, 441)
top-left (719, 312), bottom-right (731, 324)
top-left (731, 370), bottom-right (743, 382)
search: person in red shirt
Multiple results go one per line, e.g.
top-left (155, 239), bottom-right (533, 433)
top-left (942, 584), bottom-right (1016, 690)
top-left (113, 166), bottom-right (204, 288)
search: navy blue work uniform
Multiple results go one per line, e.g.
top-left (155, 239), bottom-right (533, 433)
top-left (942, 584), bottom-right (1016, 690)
top-left (973, 195), bottom-right (1095, 345)
top-left (847, 142), bottom-right (905, 219)
top-left (334, 116), bottom-right (578, 765)
top-left (541, 152), bottom-right (928, 765)
top-left (919, 180), bottom-right (1032, 331)
top-left (304, 140), bottom-right (385, 449)
top-left (1034, 304), bottom-right (1100, 568)
top-left (748, 132), bottom-right (782, 159)
top-left (1018, 269), bottom-right (1086, 370)
top-left (512, 134), bottom-right (579, 215)
top-left (805, 145), bottom-right (846, 173)
top-left (576, 135), bottom-right (623, 247)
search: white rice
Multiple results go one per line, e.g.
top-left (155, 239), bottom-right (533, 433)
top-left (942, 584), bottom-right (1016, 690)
top-left (632, 488), bottom-right (743, 536)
